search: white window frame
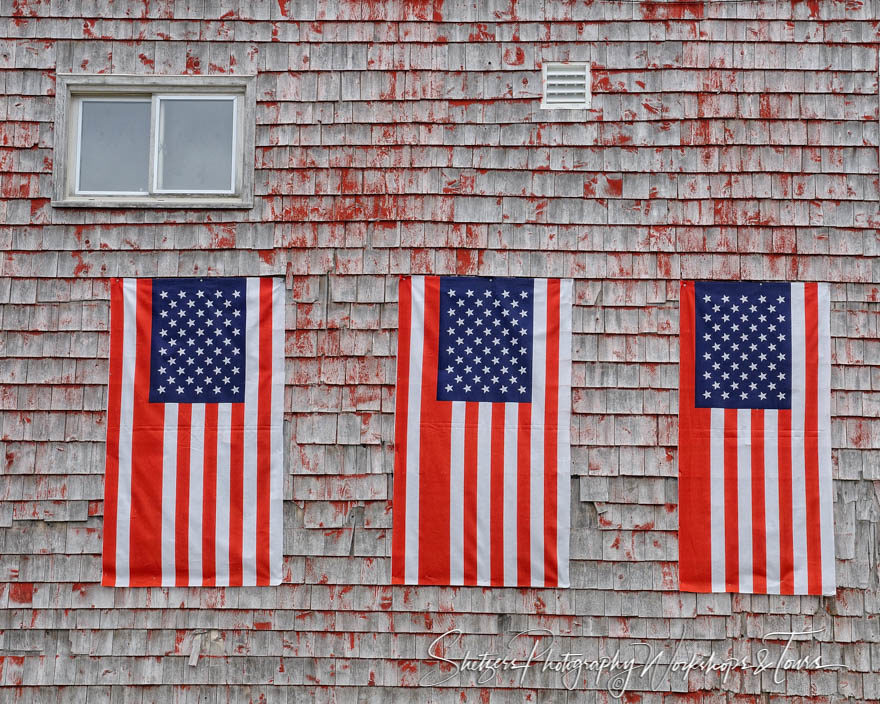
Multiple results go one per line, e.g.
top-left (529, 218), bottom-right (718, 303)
top-left (54, 74), bottom-right (256, 208)
top-left (540, 62), bottom-right (591, 110)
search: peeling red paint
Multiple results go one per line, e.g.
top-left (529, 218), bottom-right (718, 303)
top-left (592, 70), bottom-right (622, 94)
top-left (185, 50), bottom-right (201, 74)
top-left (605, 176), bottom-right (623, 197)
top-left (503, 46), bottom-right (525, 66)
top-left (71, 252), bottom-right (90, 277)
top-left (207, 224), bottom-right (236, 249)
top-left (9, 582), bottom-right (34, 604)
top-left (173, 630), bottom-right (187, 653)
top-left (792, 0), bottom-right (820, 18)
top-left (468, 24), bottom-right (495, 41)
top-left (12, 0), bottom-right (43, 18)
top-left (402, 0), bottom-right (443, 21)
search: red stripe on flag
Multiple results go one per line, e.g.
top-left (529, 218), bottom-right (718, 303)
top-left (202, 403), bottom-right (219, 587)
top-left (516, 402), bottom-right (531, 587)
top-left (128, 279), bottom-right (165, 585)
top-left (391, 278), bottom-right (411, 585)
top-left (778, 409), bottom-right (794, 594)
top-left (803, 283), bottom-right (822, 594)
top-left (677, 282), bottom-right (712, 591)
top-left (490, 403), bottom-right (505, 586)
top-left (102, 279), bottom-right (124, 586)
top-left (175, 404), bottom-right (192, 586)
top-left (462, 402), bottom-right (479, 584)
top-left (543, 279), bottom-right (560, 586)
top-left (256, 279), bottom-right (274, 585)
top-left (751, 409), bottom-right (767, 594)
top-left (418, 277), bottom-right (451, 584)
top-left (723, 408), bottom-right (739, 591)
top-left (229, 402), bottom-right (245, 586)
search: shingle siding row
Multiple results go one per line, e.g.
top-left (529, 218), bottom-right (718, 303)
top-left (1, 0), bottom-right (879, 701)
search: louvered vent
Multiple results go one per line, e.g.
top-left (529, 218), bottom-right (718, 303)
top-left (541, 62), bottom-right (590, 109)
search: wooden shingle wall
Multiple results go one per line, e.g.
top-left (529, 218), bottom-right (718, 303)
top-left (1, 0), bottom-right (880, 701)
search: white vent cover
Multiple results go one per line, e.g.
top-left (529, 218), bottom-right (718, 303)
top-left (541, 62), bottom-right (591, 109)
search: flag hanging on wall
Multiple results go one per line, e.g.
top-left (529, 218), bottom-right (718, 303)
top-left (102, 277), bottom-right (284, 587)
top-left (679, 281), bottom-right (835, 595)
top-left (392, 275), bottom-right (573, 587)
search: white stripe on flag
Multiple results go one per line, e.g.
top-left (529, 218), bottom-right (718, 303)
top-left (529, 279), bottom-right (547, 586)
top-left (449, 401), bottom-right (465, 586)
top-left (556, 279), bottom-right (573, 588)
top-left (737, 409), bottom-right (753, 593)
top-left (790, 283), bottom-right (809, 594)
top-left (764, 410), bottom-right (780, 594)
top-left (269, 279), bottom-right (285, 585)
top-left (404, 276), bottom-right (425, 584)
top-left (476, 402), bottom-right (492, 586)
top-left (710, 407), bottom-right (725, 592)
top-left (816, 283), bottom-right (835, 594)
top-left (161, 403), bottom-right (179, 586)
top-left (188, 404), bottom-right (205, 586)
top-left (242, 278), bottom-right (261, 585)
top-left (503, 402), bottom-right (518, 586)
top-left (115, 278), bottom-right (138, 587)
top-left (215, 403), bottom-right (232, 586)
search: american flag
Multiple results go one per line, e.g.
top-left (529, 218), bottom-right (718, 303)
top-left (102, 277), bottom-right (284, 587)
top-left (679, 281), bottom-right (835, 595)
top-left (391, 276), bottom-right (572, 587)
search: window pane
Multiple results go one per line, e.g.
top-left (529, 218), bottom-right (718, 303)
top-left (158, 98), bottom-right (235, 192)
top-left (78, 100), bottom-right (150, 193)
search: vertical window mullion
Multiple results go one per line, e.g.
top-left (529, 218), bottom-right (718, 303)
top-left (230, 95), bottom-right (238, 194)
top-left (149, 94), bottom-right (159, 195)
top-left (74, 96), bottom-right (84, 196)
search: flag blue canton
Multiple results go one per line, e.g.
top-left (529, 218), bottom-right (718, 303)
top-left (437, 277), bottom-right (534, 403)
top-left (149, 278), bottom-right (247, 404)
top-left (694, 281), bottom-right (792, 410)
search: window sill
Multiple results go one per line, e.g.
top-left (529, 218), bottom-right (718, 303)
top-left (52, 196), bottom-right (253, 209)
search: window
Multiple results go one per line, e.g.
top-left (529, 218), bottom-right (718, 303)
top-left (541, 63), bottom-right (591, 110)
top-left (54, 75), bottom-right (256, 208)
